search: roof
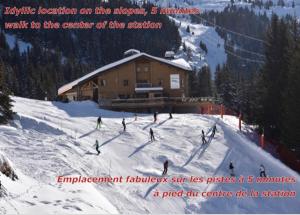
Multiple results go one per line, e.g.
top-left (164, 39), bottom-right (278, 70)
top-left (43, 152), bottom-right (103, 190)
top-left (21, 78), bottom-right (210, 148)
top-left (58, 52), bottom-right (192, 95)
top-left (124, 49), bottom-right (141, 56)
top-left (171, 58), bottom-right (191, 69)
top-left (165, 51), bottom-right (175, 58)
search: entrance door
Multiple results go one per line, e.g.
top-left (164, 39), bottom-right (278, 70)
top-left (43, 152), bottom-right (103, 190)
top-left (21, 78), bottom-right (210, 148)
top-left (93, 88), bottom-right (98, 103)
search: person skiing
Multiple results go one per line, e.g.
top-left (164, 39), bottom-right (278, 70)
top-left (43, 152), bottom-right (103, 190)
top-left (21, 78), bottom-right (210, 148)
top-left (134, 113), bottom-right (138, 121)
top-left (259, 164), bottom-right (267, 177)
top-left (201, 130), bottom-right (207, 144)
top-left (229, 161), bottom-right (235, 176)
top-left (154, 112), bottom-right (157, 122)
top-left (162, 160), bottom-right (169, 176)
top-left (122, 118), bottom-right (126, 132)
top-left (95, 140), bottom-right (101, 155)
top-left (169, 112), bottom-right (173, 119)
top-left (150, 128), bottom-right (155, 142)
top-left (211, 125), bottom-right (217, 138)
top-left (96, 116), bottom-right (102, 129)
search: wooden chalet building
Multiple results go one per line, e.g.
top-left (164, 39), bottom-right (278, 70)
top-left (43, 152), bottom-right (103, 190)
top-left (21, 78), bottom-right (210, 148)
top-left (58, 50), bottom-right (195, 112)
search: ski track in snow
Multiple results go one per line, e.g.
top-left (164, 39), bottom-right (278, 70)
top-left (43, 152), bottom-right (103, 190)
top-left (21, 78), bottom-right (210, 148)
top-left (0, 97), bottom-right (299, 213)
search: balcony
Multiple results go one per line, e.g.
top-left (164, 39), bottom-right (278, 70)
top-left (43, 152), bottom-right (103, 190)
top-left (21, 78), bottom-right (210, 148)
top-left (135, 83), bottom-right (163, 93)
top-left (99, 97), bottom-right (216, 109)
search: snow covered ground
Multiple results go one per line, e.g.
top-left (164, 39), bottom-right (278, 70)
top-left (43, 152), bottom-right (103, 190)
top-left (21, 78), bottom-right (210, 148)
top-left (170, 16), bottom-right (227, 73)
top-left (147, 0), bottom-right (238, 12)
top-left (149, 0), bottom-right (300, 17)
top-left (243, 0), bottom-right (300, 19)
top-left (153, 0), bottom-right (300, 74)
top-left (4, 34), bottom-right (32, 54)
top-left (0, 97), bottom-right (299, 214)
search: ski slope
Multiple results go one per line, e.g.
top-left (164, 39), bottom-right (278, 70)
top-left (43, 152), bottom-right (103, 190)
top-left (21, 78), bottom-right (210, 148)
top-left (0, 97), bottom-right (299, 214)
top-left (171, 16), bottom-right (227, 73)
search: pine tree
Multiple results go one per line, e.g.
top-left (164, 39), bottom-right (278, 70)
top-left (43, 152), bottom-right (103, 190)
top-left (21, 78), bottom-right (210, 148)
top-left (199, 41), bottom-right (208, 54)
top-left (0, 61), bottom-right (14, 124)
top-left (215, 64), bottom-right (237, 110)
top-left (260, 14), bottom-right (291, 139)
top-left (282, 45), bottom-right (300, 156)
top-left (197, 66), bottom-right (212, 97)
top-left (187, 48), bottom-right (193, 61)
top-left (189, 69), bottom-right (198, 96)
top-left (277, 0), bottom-right (285, 7)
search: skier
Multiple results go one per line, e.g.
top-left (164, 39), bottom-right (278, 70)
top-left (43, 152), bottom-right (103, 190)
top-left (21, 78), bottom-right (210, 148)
top-left (169, 112), bottom-right (173, 119)
top-left (134, 113), bottom-right (138, 121)
top-left (154, 112), bottom-right (157, 122)
top-left (162, 160), bottom-right (169, 176)
top-left (96, 116), bottom-right (102, 129)
top-left (201, 130), bottom-right (207, 144)
top-left (259, 164), bottom-right (267, 177)
top-left (122, 118), bottom-right (126, 132)
top-left (229, 161), bottom-right (235, 176)
top-left (95, 140), bottom-right (101, 155)
top-left (211, 125), bottom-right (217, 138)
top-left (150, 128), bottom-right (155, 142)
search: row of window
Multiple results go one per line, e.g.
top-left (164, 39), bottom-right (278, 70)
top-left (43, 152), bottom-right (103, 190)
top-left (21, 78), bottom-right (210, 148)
top-left (99, 79), bottom-right (181, 87)
top-left (136, 66), bottom-right (150, 72)
top-left (100, 79), bottom-right (128, 87)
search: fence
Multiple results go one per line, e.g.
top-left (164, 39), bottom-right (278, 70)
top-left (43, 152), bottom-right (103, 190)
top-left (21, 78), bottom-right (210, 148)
top-left (205, 104), bottom-right (300, 173)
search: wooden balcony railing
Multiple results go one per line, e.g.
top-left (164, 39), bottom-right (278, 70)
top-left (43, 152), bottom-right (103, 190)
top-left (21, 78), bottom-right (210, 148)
top-left (99, 97), bottom-right (216, 107)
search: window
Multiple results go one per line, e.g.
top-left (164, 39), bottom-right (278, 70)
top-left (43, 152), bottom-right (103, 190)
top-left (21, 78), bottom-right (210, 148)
top-left (123, 80), bottom-right (129, 86)
top-left (144, 66), bottom-right (149, 72)
top-left (137, 67), bottom-right (141, 72)
top-left (100, 79), bottom-right (106, 86)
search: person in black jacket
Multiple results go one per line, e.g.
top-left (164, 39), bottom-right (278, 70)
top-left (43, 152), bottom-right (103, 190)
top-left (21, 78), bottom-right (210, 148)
top-left (259, 164), bottom-right (267, 177)
top-left (229, 161), bottom-right (235, 176)
top-left (211, 125), bottom-right (217, 138)
top-left (201, 130), bottom-right (207, 144)
top-left (154, 112), bottom-right (157, 122)
top-left (150, 128), bottom-right (155, 142)
top-left (95, 140), bottom-right (101, 155)
top-left (122, 118), bottom-right (126, 132)
top-left (162, 160), bottom-right (169, 176)
top-left (96, 116), bottom-right (102, 129)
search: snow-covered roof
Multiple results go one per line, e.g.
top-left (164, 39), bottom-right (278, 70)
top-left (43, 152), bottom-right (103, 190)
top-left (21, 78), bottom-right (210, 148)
top-left (124, 49), bottom-right (141, 56)
top-left (165, 51), bottom-right (175, 58)
top-left (171, 58), bottom-right (191, 69)
top-left (58, 53), bottom-right (192, 95)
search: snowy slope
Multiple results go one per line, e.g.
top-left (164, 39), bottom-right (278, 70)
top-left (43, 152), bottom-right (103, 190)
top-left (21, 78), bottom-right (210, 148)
top-left (4, 34), bottom-right (32, 53)
top-left (171, 16), bottom-right (227, 73)
top-left (147, 0), bottom-right (235, 11)
top-left (0, 97), bottom-right (299, 213)
top-left (149, 0), bottom-right (300, 17)
top-left (142, 0), bottom-right (231, 73)
top-left (242, 0), bottom-right (300, 19)
top-left (151, 0), bottom-right (300, 74)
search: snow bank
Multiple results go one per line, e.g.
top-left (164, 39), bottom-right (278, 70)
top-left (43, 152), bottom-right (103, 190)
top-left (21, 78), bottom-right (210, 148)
top-left (0, 152), bottom-right (18, 180)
